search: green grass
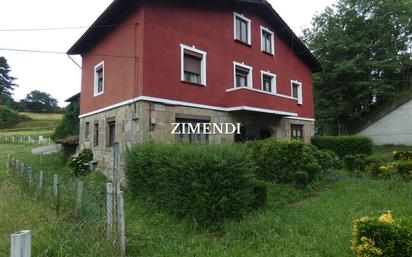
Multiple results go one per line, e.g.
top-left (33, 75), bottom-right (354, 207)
top-left (0, 144), bottom-right (411, 257)
top-left (373, 145), bottom-right (412, 162)
top-left (0, 112), bottom-right (63, 136)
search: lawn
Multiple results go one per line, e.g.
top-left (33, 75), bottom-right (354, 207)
top-left (0, 143), bottom-right (411, 256)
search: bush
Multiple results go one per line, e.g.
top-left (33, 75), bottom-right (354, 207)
top-left (393, 151), bottom-right (412, 161)
top-left (0, 105), bottom-right (30, 129)
top-left (343, 154), bottom-right (369, 172)
top-left (247, 179), bottom-right (267, 209)
top-left (351, 211), bottom-right (412, 257)
top-left (126, 142), bottom-right (260, 227)
top-left (395, 161), bottom-right (412, 181)
top-left (312, 136), bottom-right (373, 158)
top-left (247, 140), bottom-right (322, 185)
top-left (68, 149), bottom-right (93, 176)
top-left (313, 149), bottom-right (343, 172)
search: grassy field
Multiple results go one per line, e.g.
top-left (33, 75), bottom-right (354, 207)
top-left (0, 144), bottom-right (411, 256)
top-left (0, 112), bottom-right (62, 137)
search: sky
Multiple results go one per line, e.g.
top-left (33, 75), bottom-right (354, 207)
top-left (0, 0), bottom-right (335, 107)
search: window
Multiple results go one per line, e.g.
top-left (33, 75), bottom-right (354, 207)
top-left (93, 122), bottom-right (99, 146)
top-left (234, 12), bottom-right (251, 45)
top-left (234, 62), bottom-right (253, 88)
top-left (106, 118), bottom-right (115, 147)
top-left (94, 62), bottom-right (104, 96)
top-left (260, 26), bottom-right (274, 55)
top-left (291, 80), bottom-right (303, 105)
top-left (85, 122), bottom-right (90, 140)
top-left (175, 118), bottom-right (209, 144)
top-left (261, 71), bottom-right (276, 93)
top-left (291, 125), bottom-right (304, 141)
top-left (180, 44), bottom-right (207, 85)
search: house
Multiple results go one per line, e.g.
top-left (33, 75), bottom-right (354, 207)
top-left (358, 94), bottom-right (412, 146)
top-left (67, 0), bottom-right (322, 172)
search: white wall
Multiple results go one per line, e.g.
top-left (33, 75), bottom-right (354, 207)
top-left (358, 99), bottom-right (412, 145)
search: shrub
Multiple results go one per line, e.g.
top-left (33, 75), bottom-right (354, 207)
top-left (247, 140), bottom-right (322, 185)
top-left (393, 151), bottom-right (412, 161)
top-left (311, 136), bottom-right (373, 158)
top-left (68, 149), bottom-right (93, 176)
top-left (126, 142), bottom-right (259, 227)
top-left (343, 154), bottom-right (369, 172)
top-left (247, 179), bottom-right (267, 209)
top-left (351, 211), bottom-right (412, 257)
top-left (313, 149), bottom-right (343, 172)
top-left (0, 105), bottom-right (30, 129)
top-left (395, 161), bottom-right (412, 181)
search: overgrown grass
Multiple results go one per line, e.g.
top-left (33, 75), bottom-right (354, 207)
top-left (0, 144), bottom-right (113, 256)
top-left (20, 112), bottom-right (63, 121)
top-left (0, 112), bottom-right (62, 136)
top-left (1, 143), bottom-right (411, 257)
top-left (373, 145), bottom-right (412, 162)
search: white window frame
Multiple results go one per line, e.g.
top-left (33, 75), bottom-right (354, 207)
top-left (180, 44), bottom-right (207, 86)
top-left (291, 80), bottom-right (303, 105)
top-left (260, 71), bottom-right (277, 94)
top-left (233, 12), bottom-right (252, 45)
top-left (233, 62), bottom-right (253, 89)
top-left (260, 26), bottom-right (275, 55)
top-left (94, 61), bottom-right (104, 97)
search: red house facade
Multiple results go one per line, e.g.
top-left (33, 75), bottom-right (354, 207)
top-left (68, 0), bottom-right (321, 171)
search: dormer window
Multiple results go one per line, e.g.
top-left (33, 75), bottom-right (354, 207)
top-left (180, 44), bottom-right (207, 86)
top-left (260, 26), bottom-right (275, 55)
top-left (94, 61), bottom-right (104, 96)
top-left (234, 12), bottom-right (251, 45)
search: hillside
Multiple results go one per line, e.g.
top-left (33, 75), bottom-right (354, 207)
top-left (0, 112), bottom-right (62, 137)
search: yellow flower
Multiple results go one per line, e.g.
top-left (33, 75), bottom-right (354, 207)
top-left (378, 211), bottom-right (394, 224)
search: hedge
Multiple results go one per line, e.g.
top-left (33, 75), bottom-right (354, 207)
top-left (311, 136), bottom-right (373, 158)
top-left (247, 140), bottom-right (338, 187)
top-left (126, 142), bottom-right (265, 227)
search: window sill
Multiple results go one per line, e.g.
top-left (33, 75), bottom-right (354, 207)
top-left (234, 39), bottom-right (252, 47)
top-left (94, 92), bottom-right (104, 97)
top-left (181, 80), bottom-right (206, 87)
top-left (262, 50), bottom-right (275, 57)
top-left (226, 87), bottom-right (297, 100)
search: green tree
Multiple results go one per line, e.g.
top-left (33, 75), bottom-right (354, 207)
top-left (303, 0), bottom-right (412, 134)
top-left (52, 97), bottom-right (80, 140)
top-left (19, 90), bottom-right (60, 113)
top-left (0, 56), bottom-right (17, 97)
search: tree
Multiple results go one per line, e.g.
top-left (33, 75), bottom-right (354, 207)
top-left (0, 56), bottom-right (17, 97)
top-left (303, 0), bottom-right (412, 134)
top-left (52, 97), bottom-right (80, 140)
top-left (19, 90), bottom-right (60, 113)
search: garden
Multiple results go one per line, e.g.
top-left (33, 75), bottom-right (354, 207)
top-left (0, 136), bottom-right (411, 256)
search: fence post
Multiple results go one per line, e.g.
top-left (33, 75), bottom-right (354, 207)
top-left (10, 230), bottom-right (31, 257)
top-left (27, 167), bottom-right (32, 187)
top-left (75, 181), bottom-right (84, 218)
top-left (20, 163), bottom-right (25, 175)
top-left (53, 175), bottom-right (59, 212)
top-left (117, 191), bottom-right (126, 257)
top-left (106, 183), bottom-right (113, 238)
top-left (39, 171), bottom-right (43, 189)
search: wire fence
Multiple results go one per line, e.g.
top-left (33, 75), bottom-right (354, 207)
top-left (0, 135), bottom-right (52, 145)
top-left (5, 149), bottom-right (126, 256)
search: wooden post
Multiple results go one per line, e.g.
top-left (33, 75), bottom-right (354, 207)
top-left (106, 183), bottom-right (113, 238)
top-left (75, 181), bottom-right (84, 218)
top-left (6, 154), bottom-right (10, 174)
top-left (10, 230), bottom-right (31, 257)
top-left (27, 167), bottom-right (32, 187)
top-left (117, 191), bottom-right (126, 257)
top-left (39, 171), bottom-right (43, 189)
